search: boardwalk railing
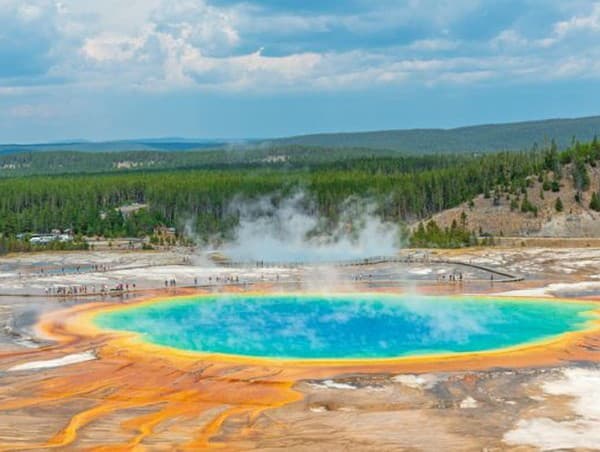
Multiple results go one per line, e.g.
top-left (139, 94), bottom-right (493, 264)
top-left (219, 255), bottom-right (523, 283)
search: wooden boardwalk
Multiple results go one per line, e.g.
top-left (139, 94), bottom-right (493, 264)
top-left (221, 255), bottom-right (524, 283)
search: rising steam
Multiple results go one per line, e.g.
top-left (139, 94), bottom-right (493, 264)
top-left (222, 192), bottom-right (402, 263)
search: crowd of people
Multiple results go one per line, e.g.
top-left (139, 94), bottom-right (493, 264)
top-left (44, 282), bottom-right (137, 297)
top-left (41, 274), bottom-right (257, 298)
top-left (35, 267), bottom-right (500, 299)
top-left (204, 275), bottom-right (241, 285)
top-left (437, 272), bottom-right (464, 282)
top-left (19, 264), bottom-right (113, 279)
top-left (45, 285), bottom-right (90, 296)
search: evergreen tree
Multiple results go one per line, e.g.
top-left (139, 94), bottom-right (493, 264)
top-left (510, 198), bottom-right (519, 211)
top-left (572, 157), bottom-right (590, 191)
top-left (590, 192), bottom-right (600, 212)
top-left (555, 197), bottom-right (564, 212)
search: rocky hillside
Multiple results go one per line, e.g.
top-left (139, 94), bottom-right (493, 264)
top-left (424, 164), bottom-right (600, 238)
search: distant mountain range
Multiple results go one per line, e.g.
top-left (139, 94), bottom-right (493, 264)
top-left (0, 139), bottom-right (241, 155)
top-left (2, 115), bottom-right (600, 155)
top-left (268, 116), bottom-right (600, 153)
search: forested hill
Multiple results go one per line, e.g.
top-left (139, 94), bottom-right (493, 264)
top-left (0, 146), bottom-right (459, 178)
top-left (2, 116), bottom-right (600, 158)
top-left (2, 138), bottom-right (600, 252)
top-left (269, 116), bottom-right (600, 153)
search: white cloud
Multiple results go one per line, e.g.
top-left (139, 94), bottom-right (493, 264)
top-left (554, 2), bottom-right (600, 37)
top-left (3, 0), bottom-right (600, 94)
top-left (17, 3), bottom-right (44, 22)
top-left (150, 0), bottom-right (241, 54)
top-left (336, 0), bottom-right (481, 34)
top-left (82, 31), bottom-right (149, 62)
top-left (491, 30), bottom-right (528, 49)
top-left (408, 39), bottom-right (459, 52)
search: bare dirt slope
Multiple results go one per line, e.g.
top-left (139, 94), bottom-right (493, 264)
top-left (425, 165), bottom-right (600, 237)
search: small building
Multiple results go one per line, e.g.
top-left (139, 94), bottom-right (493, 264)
top-left (28, 231), bottom-right (74, 245)
top-left (153, 226), bottom-right (177, 238)
top-left (118, 203), bottom-right (148, 218)
top-left (30, 235), bottom-right (56, 245)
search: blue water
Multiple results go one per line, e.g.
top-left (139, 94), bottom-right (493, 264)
top-left (94, 294), bottom-right (599, 360)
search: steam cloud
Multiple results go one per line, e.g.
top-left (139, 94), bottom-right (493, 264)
top-left (223, 192), bottom-right (402, 263)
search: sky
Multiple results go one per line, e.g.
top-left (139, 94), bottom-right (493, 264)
top-left (1, 0), bottom-right (600, 142)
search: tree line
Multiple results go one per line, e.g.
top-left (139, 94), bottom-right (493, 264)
top-left (0, 138), bottom-right (599, 251)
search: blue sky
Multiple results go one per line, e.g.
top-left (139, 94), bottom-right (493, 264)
top-left (1, 0), bottom-right (600, 142)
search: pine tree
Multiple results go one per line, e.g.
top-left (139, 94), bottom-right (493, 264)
top-left (510, 198), bottom-right (519, 211)
top-left (590, 192), bottom-right (600, 212)
top-left (572, 157), bottom-right (590, 191)
top-left (555, 197), bottom-right (564, 212)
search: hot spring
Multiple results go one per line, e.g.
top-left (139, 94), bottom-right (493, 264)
top-left (94, 294), bottom-right (599, 360)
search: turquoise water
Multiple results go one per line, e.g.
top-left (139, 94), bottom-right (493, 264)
top-left (94, 294), bottom-right (599, 360)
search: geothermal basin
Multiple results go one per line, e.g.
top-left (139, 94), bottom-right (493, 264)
top-left (94, 294), bottom-right (599, 360)
top-left (3, 248), bottom-right (600, 450)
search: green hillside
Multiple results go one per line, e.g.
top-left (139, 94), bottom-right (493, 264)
top-left (0, 146), bottom-right (456, 178)
top-left (2, 138), bottom-right (599, 252)
top-left (270, 116), bottom-right (600, 153)
top-left (3, 116), bottom-right (600, 158)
